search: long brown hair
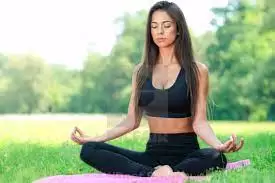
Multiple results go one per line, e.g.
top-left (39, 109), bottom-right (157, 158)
top-left (134, 1), bottom-right (200, 122)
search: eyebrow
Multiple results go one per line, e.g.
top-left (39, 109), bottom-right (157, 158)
top-left (151, 20), bottom-right (173, 24)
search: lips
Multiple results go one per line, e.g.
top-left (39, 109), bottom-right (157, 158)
top-left (156, 38), bottom-right (166, 42)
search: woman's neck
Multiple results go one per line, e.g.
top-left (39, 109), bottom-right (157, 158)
top-left (157, 45), bottom-right (177, 66)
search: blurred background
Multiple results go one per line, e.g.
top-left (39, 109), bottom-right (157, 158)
top-left (0, 0), bottom-right (274, 122)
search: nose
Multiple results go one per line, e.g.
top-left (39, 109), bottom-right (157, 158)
top-left (157, 25), bottom-right (164, 34)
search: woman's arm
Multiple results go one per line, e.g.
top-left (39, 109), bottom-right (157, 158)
top-left (93, 117), bottom-right (139, 142)
top-left (191, 63), bottom-right (244, 152)
top-left (92, 64), bottom-right (143, 142)
top-left (71, 64), bottom-right (143, 144)
top-left (192, 63), bottom-right (223, 149)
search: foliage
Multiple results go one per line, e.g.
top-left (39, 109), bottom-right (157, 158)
top-left (0, 1), bottom-right (273, 121)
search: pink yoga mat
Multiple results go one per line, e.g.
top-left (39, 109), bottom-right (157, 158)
top-left (33, 159), bottom-right (251, 183)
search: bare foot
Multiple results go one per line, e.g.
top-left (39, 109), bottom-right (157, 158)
top-left (151, 165), bottom-right (173, 177)
top-left (151, 165), bottom-right (207, 181)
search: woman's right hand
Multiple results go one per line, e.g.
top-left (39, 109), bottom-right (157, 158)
top-left (70, 126), bottom-right (99, 145)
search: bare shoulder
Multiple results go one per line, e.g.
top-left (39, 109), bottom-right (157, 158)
top-left (195, 61), bottom-right (209, 77)
top-left (195, 61), bottom-right (209, 94)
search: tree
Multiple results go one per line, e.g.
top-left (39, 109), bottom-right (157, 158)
top-left (206, 0), bottom-right (274, 121)
top-left (3, 54), bottom-right (50, 113)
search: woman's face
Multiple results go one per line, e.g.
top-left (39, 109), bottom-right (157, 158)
top-left (150, 10), bottom-right (177, 48)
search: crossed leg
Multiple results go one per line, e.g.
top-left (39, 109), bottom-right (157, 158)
top-left (151, 148), bottom-right (227, 180)
top-left (172, 148), bottom-right (227, 176)
top-left (80, 141), bottom-right (157, 177)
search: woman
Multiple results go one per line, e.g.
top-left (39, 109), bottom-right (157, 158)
top-left (71, 0), bottom-right (244, 178)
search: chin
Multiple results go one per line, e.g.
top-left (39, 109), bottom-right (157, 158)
top-left (155, 42), bottom-right (174, 48)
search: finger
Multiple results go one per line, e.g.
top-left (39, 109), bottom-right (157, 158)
top-left (72, 135), bottom-right (81, 144)
top-left (71, 128), bottom-right (78, 137)
top-left (71, 127), bottom-right (77, 136)
top-left (71, 127), bottom-right (76, 134)
top-left (71, 130), bottom-right (80, 141)
top-left (70, 131), bottom-right (75, 140)
top-left (223, 139), bottom-right (232, 149)
top-left (71, 133), bottom-right (78, 141)
top-left (71, 134), bottom-right (79, 143)
top-left (234, 138), bottom-right (244, 152)
top-left (71, 135), bottom-right (77, 143)
top-left (227, 134), bottom-right (237, 152)
top-left (227, 136), bottom-right (236, 153)
top-left (225, 140), bottom-right (234, 152)
top-left (232, 134), bottom-right (237, 149)
top-left (219, 140), bottom-right (232, 153)
top-left (76, 127), bottom-right (85, 136)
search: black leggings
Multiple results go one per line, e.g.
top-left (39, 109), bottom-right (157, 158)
top-left (79, 132), bottom-right (227, 177)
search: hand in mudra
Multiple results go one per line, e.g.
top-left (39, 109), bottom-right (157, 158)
top-left (70, 126), bottom-right (94, 145)
top-left (215, 134), bottom-right (244, 153)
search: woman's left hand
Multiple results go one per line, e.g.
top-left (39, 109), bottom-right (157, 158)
top-left (215, 134), bottom-right (244, 153)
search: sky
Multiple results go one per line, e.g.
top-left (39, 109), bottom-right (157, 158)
top-left (0, 0), bottom-right (228, 69)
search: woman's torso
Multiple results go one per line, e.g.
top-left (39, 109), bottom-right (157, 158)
top-left (138, 64), bottom-right (194, 133)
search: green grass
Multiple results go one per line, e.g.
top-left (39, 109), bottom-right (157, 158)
top-left (0, 117), bottom-right (274, 183)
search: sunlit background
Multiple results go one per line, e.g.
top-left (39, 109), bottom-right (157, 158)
top-left (0, 1), bottom-right (274, 182)
top-left (0, 0), bottom-right (274, 120)
top-left (0, 0), bottom-right (228, 69)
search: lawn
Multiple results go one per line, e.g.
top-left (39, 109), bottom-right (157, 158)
top-left (0, 115), bottom-right (274, 183)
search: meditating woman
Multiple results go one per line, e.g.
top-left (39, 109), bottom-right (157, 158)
top-left (71, 0), bottom-right (244, 178)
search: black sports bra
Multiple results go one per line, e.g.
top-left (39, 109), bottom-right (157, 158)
top-left (138, 67), bottom-right (192, 118)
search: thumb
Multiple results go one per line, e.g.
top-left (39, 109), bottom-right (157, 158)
top-left (76, 127), bottom-right (85, 136)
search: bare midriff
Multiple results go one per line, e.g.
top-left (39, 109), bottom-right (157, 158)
top-left (146, 116), bottom-right (194, 134)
